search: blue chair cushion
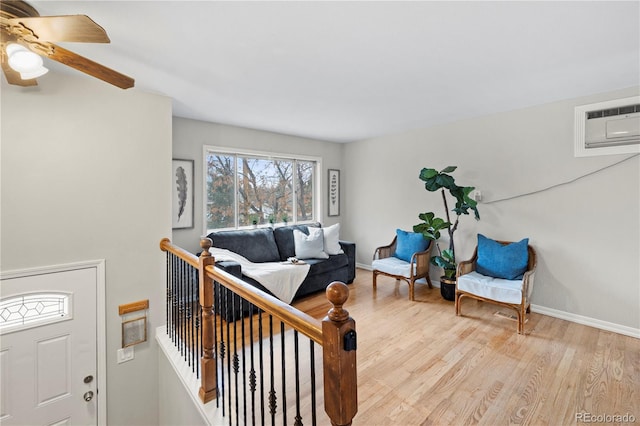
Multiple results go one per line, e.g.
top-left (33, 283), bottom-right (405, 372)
top-left (476, 234), bottom-right (529, 280)
top-left (394, 229), bottom-right (429, 263)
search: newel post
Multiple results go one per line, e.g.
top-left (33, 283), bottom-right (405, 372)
top-left (198, 237), bottom-right (217, 403)
top-left (323, 282), bottom-right (358, 426)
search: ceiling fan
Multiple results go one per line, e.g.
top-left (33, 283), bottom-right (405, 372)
top-left (0, 0), bottom-right (134, 89)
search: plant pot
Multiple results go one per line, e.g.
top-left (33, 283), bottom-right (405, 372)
top-left (439, 276), bottom-right (456, 301)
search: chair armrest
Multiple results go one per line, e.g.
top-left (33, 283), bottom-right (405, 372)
top-left (411, 245), bottom-right (432, 276)
top-left (373, 236), bottom-right (397, 260)
top-left (457, 247), bottom-right (478, 277)
top-left (522, 269), bottom-right (536, 301)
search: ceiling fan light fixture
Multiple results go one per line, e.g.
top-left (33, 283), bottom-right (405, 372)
top-left (6, 43), bottom-right (49, 80)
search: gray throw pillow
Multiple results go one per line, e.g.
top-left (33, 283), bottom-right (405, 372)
top-left (293, 228), bottom-right (329, 259)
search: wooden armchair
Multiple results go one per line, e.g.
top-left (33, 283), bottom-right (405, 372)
top-left (456, 241), bottom-right (537, 334)
top-left (372, 236), bottom-right (434, 301)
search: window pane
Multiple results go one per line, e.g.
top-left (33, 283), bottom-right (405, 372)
top-left (205, 148), bottom-right (317, 230)
top-left (238, 157), bottom-right (293, 226)
top-left (0, 293), bottom-right (70, 333)
top-left (295, 161), bottom-right (314, 221)
top-left (206, 153), bottom-right (236, 229)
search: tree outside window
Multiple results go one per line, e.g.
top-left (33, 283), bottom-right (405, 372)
top-left (205, 150), bottom-right (317, 231)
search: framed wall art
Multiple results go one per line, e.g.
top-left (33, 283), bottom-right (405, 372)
top-left (328, 169), bottom-right (340, 217)
top-left (122, 317), bottom-right (147, 347)
top-left (172, 159), bottom-right (194, 229)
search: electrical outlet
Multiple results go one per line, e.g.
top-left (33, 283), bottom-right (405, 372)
top-left (474, 190), bottom-right (482, 202)
top-left (117, 346), bottom-right (134, 364)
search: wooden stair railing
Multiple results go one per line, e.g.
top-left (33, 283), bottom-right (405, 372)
top-left (160, 237), bottom-right (358, 426)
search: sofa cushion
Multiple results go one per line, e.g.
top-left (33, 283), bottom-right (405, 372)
top-left (394, 229), bottom-right (429, 263)
top-left (323, 223), bottom-right (344, 255)
top-left (208, 228), bottom-right (280, 263)
top-left (457, 271), bottom-right (523, 304)
top-left (305, 253), bottom-right (349, 276)
top-left (476, 234), bottom-right (529, 280)
top-left (273, 223), bottom-right (320, 261)
top-left (293, 228), bottom-right (329, 259)
top-left (372, 256), bottom-right (418, 278)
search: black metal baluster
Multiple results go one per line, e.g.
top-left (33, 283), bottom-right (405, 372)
top-left (172, 256), bottom-right (178, 345)
top-left (294, 331), bottom-right (302, 426)
top-left (178, 259), bottom-right (184, 356)
top-left (192, 268), bottom-right (198, 375)
top-left (182, 259), bottom-right (187, 361)
top-left (241, 298), bottom-right (247, 425)
top-left (232, 293), bottom-right (239, 425)
top-left (186, 268), bottom-right (196, 373)
top-left (281, 322), bottom-right (287, 425)
top-left (269, 315), bottom-right (276, 426)
top-left (310, 340), bottom-right (316, 426)
top-left (219, 283), bottom-right (226, 415)
top-left (164, 251), bottom-right (171, 334)
top-left (258, 310), bottom-right (265, 426)
top-left (227, 288), bottom-right (233, 426)
top-left (249, 303), bottom-right (256, 426)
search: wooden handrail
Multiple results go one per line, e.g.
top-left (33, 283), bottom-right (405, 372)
top-left (159, 237), bottom-right (199, 268)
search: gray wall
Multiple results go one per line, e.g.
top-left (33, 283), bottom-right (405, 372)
top-left (171, 116), bottom-right (345, 253)
top-left (1, 73), bottom-right (172, 424)
top-left (343, 86), bottom-right (640, 330)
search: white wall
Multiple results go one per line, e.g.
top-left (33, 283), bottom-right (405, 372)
top-left (1, 73), bottom-right (172, 424)
top-left (172, 116), bottom-right (345, 253)
top-left (343, 86), bottom-right (640, 331)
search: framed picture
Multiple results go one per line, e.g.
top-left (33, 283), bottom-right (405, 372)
top-left (172, 159), bottom-right (194, 229)
top-left (122, 316), bottom-right (147, 347)
top-left (328, 169), bottom-right (340, 217)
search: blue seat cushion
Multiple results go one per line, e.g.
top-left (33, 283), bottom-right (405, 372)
top-left (394, 229), bottom-right (429, 263)
top-left (476, 234), bottom-right (529, 280)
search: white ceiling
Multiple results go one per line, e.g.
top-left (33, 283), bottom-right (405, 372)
top-left (27, 1), bottom-right (640, 143)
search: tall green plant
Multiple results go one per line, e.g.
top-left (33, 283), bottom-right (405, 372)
top-left (413, 166), bottom-right (480, 278)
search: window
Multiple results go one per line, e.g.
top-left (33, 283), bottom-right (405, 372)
top-left (0, 292), bottom-right (71, 334)
top-left (205, 147), bottom-right (319, 231)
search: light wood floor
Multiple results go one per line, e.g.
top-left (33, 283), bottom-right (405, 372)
top-left (290, 268), bottom-right (640, 425)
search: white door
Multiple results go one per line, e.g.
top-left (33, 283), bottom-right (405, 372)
top-left (0, 266), bottom-right (98, 426)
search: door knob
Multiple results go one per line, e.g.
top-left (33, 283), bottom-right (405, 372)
top-left (84, 375), bottom-right (94, 384)
top-left (84, 391), bottom-right (94, 402)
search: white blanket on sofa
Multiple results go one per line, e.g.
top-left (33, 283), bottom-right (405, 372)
top-left (209, 247), bottom-right (311, 304)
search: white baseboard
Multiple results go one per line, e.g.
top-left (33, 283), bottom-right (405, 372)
top-left (531, 304), bottom-right (639, 339)
top-left (356, 264), bottom-right (639, 339)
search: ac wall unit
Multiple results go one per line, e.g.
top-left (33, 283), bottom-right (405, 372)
top-left (574, 96), bottom-right (640, 157)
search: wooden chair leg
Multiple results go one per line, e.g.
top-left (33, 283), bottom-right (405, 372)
top-left (372, 271), bottom-right (378, 290)
top-left (455, 292), bottom-right (462, 316)
top-left (426, 275), bottom-right (433, 289)
top-left (517, 307), bottom-right (525, 334)
top-left (409, 280), bottom-right (415, 301)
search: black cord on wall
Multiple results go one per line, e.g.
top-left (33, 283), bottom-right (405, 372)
top-left (484, 153), bottom-right (639, 204)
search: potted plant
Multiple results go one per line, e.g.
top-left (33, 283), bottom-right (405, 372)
top-left (413, 166), bottom-right (480, 300)
top-left (281, 214), bottom-right (289, 226)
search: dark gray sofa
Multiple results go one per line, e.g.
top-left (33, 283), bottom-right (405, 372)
top-left (205, 224), bottom-right (355, 320)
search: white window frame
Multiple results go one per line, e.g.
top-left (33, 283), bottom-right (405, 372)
top-left (203, 145), bottom-right (323, 233)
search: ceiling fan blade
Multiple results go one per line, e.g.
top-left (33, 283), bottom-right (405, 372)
top-left (8, 15), bottom-right (110, 43)
top-left (1, 57), bottom-right (37, 86)
top-left (47, 43), bottom-right (134, 89)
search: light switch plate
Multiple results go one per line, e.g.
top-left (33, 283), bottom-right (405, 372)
top-left (117, 346), bottom-right (134, 364)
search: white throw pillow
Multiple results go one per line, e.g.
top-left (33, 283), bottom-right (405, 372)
top-left (293, 228), bottom-right (329, 259)
top-left (323, 223), bottom-right (344, 255)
